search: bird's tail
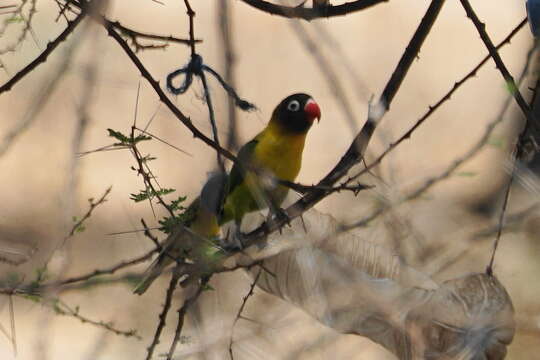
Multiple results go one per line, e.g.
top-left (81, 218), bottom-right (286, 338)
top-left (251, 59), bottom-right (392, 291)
top-left (133, 253), bottom-right (172, 295)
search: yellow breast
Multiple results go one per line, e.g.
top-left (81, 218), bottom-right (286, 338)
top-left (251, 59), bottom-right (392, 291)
top-left (253, 122), bottom-right (307, 182)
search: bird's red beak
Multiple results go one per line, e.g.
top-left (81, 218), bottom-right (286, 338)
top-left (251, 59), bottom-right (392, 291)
top-left (304, 99), bottom-right (321, 123)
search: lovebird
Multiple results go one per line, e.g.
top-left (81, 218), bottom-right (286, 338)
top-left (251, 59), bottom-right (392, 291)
top-left (220, 93), bottom-right (321, 245)
top-left (133, 172), bottom-right (228, 295)
top-left (133, 93), bottom-right (321, 293)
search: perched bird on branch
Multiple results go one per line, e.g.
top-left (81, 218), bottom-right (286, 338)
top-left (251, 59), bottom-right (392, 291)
top-left (134, 94), bottom-right (320, 292)
top-left (220, 93), bottom-right (321, 247)
top-left (133, 172), bottom-right (228, 295)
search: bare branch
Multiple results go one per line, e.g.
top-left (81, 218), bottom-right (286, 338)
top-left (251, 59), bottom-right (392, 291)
top-left (166, 277), bottom-right (209, 360)
top-left (145, 270), bottom-right (181, 360)
top-left (48, 298), bottom-right (141, 339)
top-left (346, 18), bottom-right (528, 184)
top-left (229, 268), bottom-right (261, 359)
top-left (240, 0), bottom-right (388, 21)
top-left (459, 0), bottom-right (540, 140)
top-left (112, 20), bottom-right (200, 48)
top-left (0, 11), bottom-right (85, 95)
top-left (43, 248), bottom-right (158, 289)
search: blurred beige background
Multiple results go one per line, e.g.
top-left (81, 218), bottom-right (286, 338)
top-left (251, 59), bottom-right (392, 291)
top-left (0, 0), bottom-right (538, 359)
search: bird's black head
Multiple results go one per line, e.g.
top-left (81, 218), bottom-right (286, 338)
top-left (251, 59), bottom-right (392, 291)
top-left (271, 93), bottom-right (321, 134)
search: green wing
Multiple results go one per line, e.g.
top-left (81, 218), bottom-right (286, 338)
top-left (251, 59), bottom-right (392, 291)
top-left (227, 139), bottom-right (259, 196)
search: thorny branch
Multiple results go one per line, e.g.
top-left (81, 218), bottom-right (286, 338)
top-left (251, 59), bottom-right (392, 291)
top-left (0, 0), bottom-right (38, 55)
top-left (459, 0), bottom-right (538, 274)
top-left (0, 3), bottom-right (196, 95)
top-left (341, 37), bottom-right (535, 233)
top-left (145, 269), bottom-right (181, 360)
top-left (40, 248), bottom-right (157, 290)
top-left (50, 298), bottom-right (141, 339)
top-left (460, 0), bottom-right (540, 141)
top-left (240, 0), bottom-right (388, 21)
top-left (65, 187), bottom-right (111, 243)
top-left (166, 276), bottom-right (209, 360)
top-left (345, 18), bottom-right (528, 184)
top-left (112, 20), bottom-right (199, 51)
top-left (0, 10), bottom-right (85, 95)
top-left (229, 268), bottom-right (261, 360)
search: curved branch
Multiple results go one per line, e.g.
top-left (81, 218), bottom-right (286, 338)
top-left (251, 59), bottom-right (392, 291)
top-left (240, 0), bottom-right (388, 20)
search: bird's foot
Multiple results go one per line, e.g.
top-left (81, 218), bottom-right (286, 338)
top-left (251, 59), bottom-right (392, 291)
top-left (268, 207), bottom-right (291, 235)
top-left (220, 228), bottom-right (245, 252)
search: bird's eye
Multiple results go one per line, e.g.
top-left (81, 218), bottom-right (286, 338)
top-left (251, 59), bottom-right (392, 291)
top-left (287, 100), bottom-right (300, 112)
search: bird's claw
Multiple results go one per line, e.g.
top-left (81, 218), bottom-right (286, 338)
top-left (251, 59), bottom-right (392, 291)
top-left (220, 228), bottom-right (245, 252)
top-left (269, 207), bottom-right (290, 235)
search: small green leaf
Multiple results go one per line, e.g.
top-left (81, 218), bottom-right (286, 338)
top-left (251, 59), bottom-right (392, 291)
top-left (202, 284), bottom-right (215, 292)
top-left (170, 196), bottom-right (187, 211)
top-left (107, 128), bottom-right (130, 144)
top-left (456, 171), bottom-right (476, 177)
top-left (158, 215), bottom-right (183, 234)
top-left (6, 16), bottom-right (23, 24)
top-left (487, 137), bottom-right (505, 149)
top-left (130, 188), bottom-right (175, 203)
top-left (132, 134), bottom-right (151, 144)
top-left (505, 80), bottom-right (518, 95)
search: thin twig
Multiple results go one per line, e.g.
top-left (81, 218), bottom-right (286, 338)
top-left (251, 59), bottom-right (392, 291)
top-left (145, 269), bottom-right (181, 360)
top-left (50, 298), bottom-right (140, 339)
top-left (8, 296), bottom-right (16, 356)
top-left (133, 126), bottom-right (193, 157)
top-left (141, 218), bottom-right (161, 249)
top-left (66, 187), bottom-right (111, 241)
top-left (183, 0), bottom-right (196, 56)
top-left (42, 186), bottom-right (112, 270)
top-left (219, 0), bottom-right (239, 151)
top-left (0, 0), bottom-right (38, 55)
top-left (104, 24), bottom-right (237, 162)
top-left (43, 248), bottom-right (158, 289)
top-left (229, 268), bottom-right (261, 360)
top-left (459, 0), bottom-right (540, 139)
top-left (486, 169), bottom-right (513, 275)
top-left (112, 20), bottom-right (199, 47)
top-left (166, 276), bottom-right (209, 360)
top-left (345, 18), bottom-right (528, 184)
top-left (182, 0), bottom-right (224, 170)
top-left (0, 11), bottom-right (85, 94)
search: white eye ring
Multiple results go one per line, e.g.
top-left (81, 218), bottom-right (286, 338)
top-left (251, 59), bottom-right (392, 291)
top-left (287, 100), bottom-right (300, 111)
